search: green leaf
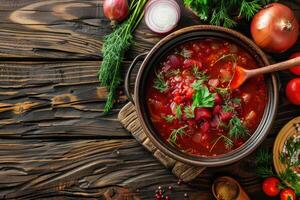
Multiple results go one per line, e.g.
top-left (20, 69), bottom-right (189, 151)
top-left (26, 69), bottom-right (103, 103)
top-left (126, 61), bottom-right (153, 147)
top-left (175, 105), bottom-right (182, 119)
top-left (192, 80), bottom-right (204, 90)
top-left (153, 72), bottom-right (168, 93)
top-left (164, 115), bottom-right (175, 123)
top-left (193, 87), bottom-right (215, 108)
top-left (184, 106), bottom-right (195, 119)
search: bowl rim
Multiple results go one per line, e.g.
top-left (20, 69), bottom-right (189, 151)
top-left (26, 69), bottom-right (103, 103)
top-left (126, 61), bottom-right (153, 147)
top-left (134, 25), bottom-right (278, 167)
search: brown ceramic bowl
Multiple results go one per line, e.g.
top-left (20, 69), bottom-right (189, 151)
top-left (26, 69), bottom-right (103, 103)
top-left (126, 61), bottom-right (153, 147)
top-left (125, 25), bottom-right (278, 167)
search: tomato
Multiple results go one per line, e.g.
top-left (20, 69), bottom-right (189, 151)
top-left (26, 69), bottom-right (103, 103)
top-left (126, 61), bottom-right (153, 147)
top-left (286, 78), bottom-right (300, 105)
top-left (262, 177), bottom-right (281, 197)
top-left (280, 188), bottom-right (296, 200)
top-left (289, 53), bottom-right (300, 75)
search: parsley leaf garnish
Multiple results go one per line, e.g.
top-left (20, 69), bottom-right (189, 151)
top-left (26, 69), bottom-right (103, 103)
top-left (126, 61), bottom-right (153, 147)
top-left (193, 87), bottom-right (215, 108)
top-left (154, 72), bottom-right (168, 93)
top-left (184, 105), bottom-right (195, 119)
top-left (192, 80), bottom-right (205, 90)
top-left (168, 125), bottom-right (188, 145)
top-left (164, 115), bottom-right (175, 123)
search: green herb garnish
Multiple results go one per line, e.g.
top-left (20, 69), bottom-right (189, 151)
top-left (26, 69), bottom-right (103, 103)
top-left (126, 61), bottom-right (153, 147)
top-left (166, 69), bottom-right (180, 77)
top-left (175, 105), bottom-right (182, 119)
top-left (98, 0), bottom-right (148, 113)
top-left (192, 66), bottom-right (208, 81)
top-left (192, 80), bottom-right (205, 90)
top-left (228, 116), bottom-right (249, 140)
top-left (154, 72), bottom-right (168, 93)
top-left (168, 125), bottom-right (188, 145)
top-left (215, 87), bottom-right (229, 97)
top-left (181, 48), bottom-right (193, 58)
top-left (232, 98), bottom-right (242, 105)
top-left (164, 115), bottom-right (175, 123)
top-left (210, 135), bottom-right (234, 152)
top-left (193, 87), bottom-right (215, 108)
top-left (184, 106), bottom-right (195, 119)
top-left (256, 148), bottom-right (275, 178)
top-left (183, 0), bottom-right (276, 28)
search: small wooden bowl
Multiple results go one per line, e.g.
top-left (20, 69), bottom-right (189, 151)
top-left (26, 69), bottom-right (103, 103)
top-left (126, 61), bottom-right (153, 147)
top-left (273, 116), bottom-right (300, 187)
top-left (212, 176), bottom-right (250, 200)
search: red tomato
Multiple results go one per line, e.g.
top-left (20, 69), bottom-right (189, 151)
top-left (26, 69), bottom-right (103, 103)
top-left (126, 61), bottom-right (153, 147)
top-left (262, 177), bottom-right (281, 197)
top-left (280, 188), bottom-right (296, 200)
top-left (289, 53), bottom-right (300, 75)
top-left (286, 78), bottom-right (300, 105)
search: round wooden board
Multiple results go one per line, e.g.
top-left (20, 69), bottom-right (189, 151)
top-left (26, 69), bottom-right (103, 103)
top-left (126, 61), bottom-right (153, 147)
top-left (273, 116), bottom-right (300, 187)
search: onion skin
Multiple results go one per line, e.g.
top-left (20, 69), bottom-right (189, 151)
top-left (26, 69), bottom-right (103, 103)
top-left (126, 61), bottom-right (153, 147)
top-left (103, 0), bottom-right (129, 24)
top-left (251, 3), bottom-right (299, 53)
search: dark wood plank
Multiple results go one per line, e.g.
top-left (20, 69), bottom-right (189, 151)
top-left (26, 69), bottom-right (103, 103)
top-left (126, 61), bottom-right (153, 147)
top-left (0, 138), bottom-right (277, 200)
top-left (0, 0), bottom-right (297, 59)
top-left (0, 61), bottom-right (133, 138)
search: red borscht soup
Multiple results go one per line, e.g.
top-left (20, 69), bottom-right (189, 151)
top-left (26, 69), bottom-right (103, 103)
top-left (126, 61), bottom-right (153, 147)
top-left (146, 38), bottom-right (267, 156)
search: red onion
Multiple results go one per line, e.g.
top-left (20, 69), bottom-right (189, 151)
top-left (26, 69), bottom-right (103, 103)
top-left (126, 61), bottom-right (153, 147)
top-left (145, 0), bottom-right (181, 34)
top-left (103, 0), bottom-right (129, 25)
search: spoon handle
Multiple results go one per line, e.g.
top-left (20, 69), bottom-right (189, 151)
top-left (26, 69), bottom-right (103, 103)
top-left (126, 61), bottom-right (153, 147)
top-left (248, 57), bottom-right (300, 78)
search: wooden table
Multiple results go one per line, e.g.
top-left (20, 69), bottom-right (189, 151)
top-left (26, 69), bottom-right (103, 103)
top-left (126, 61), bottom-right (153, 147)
top-left (0, 0), bottom-right (300, 199)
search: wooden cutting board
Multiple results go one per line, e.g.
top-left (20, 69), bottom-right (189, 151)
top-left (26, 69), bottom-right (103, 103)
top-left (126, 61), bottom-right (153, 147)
top-left (118, 102), bottom-right (206, 182)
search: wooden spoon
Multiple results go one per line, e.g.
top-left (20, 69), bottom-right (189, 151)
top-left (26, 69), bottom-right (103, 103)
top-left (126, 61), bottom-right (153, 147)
top-left (230, 57), bottom-right (300, 89)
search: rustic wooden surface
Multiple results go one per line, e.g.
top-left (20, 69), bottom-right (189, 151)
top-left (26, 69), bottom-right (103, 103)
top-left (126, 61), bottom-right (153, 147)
top-left (0, 0), bottom-right (300, 199)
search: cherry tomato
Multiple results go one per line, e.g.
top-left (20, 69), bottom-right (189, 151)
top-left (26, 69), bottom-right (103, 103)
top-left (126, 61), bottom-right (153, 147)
top-left (286, 78), bottom-right (300, 105)
top-left (289, 53), bottom-right (300, 75)
top-left (262, 177), bottom-right (281, 197)
top-left (280, 188), bottom-right (296, 200)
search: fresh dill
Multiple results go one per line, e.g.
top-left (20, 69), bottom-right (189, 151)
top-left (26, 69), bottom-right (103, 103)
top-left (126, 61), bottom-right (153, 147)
top-left (154, 72), bottom-right (168, 93)
top-left (164, 115), bottom-right (175, 123)
top-left (193, 66), bottom-right (208, 81)
top-left (255, 148), bottom-right (275, 178)
top-left (98, 0), bottom-right (148, 113)
top-left (183, 0), bottom-right (276, 28)
top-left (184, 105), bottom-right (195, 119)
top-left (166, 69), bottom-right (180, 77)
top-left (168, 125), bottom-right (188, 145)
top-left (175, 105), bottom-right (182, 119)
top-left (180, 48), bottom-right (193, 59)
top-left (210, 135), bottom-right (234, 152)
top-left (228, 116), bottom-right (249, 140)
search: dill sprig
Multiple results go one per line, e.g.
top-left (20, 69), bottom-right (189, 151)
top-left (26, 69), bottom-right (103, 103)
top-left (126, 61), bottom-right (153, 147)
top-left (168, 125), bottom-right (188, 145)
top-left (154, 72), bottom-right (169, 93)
top-left (183, 0), bottom-right (277, 28)
top-left (255, 148), bottom-right (275, 178)
top-left (228, 116), bottom-right (250, 140)
top-left (98, 0), bottom-right (147, 113)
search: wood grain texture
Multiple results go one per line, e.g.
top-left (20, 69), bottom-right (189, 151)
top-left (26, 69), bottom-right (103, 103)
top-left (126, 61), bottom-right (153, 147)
top-left (0, 61), bottom-right (136, 138)
top-left (0, 138), bottom-right (276, 200)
